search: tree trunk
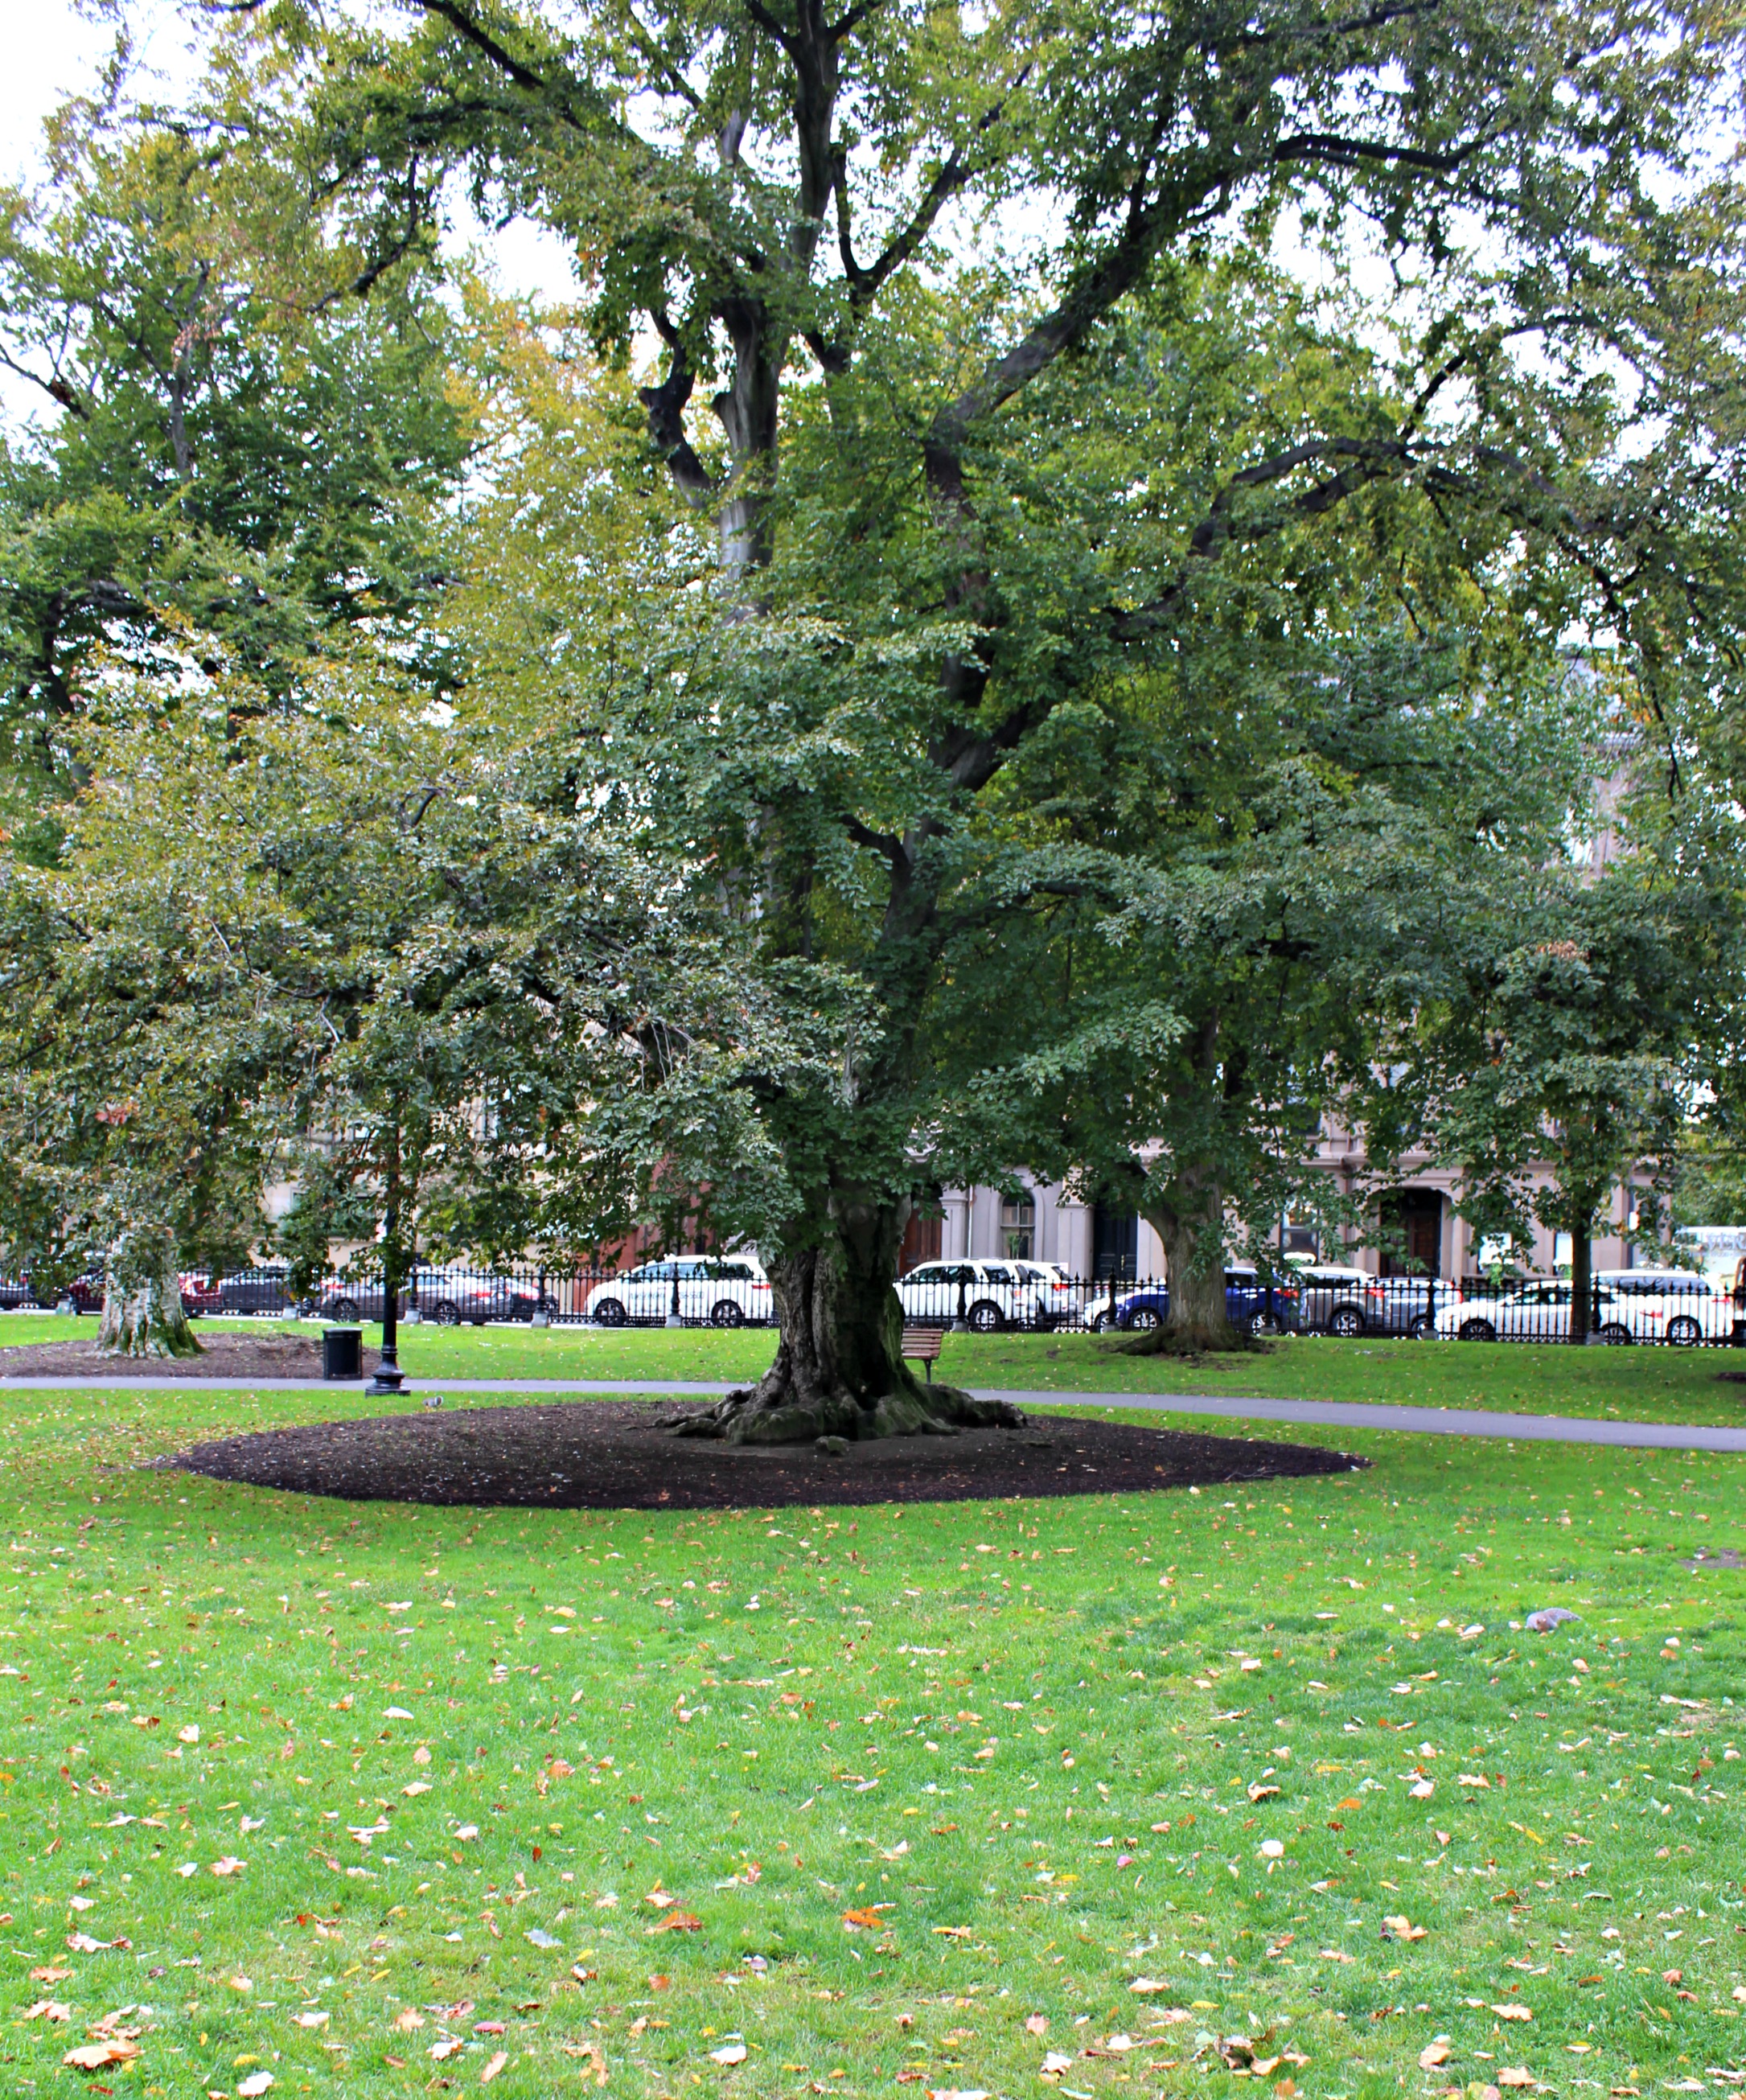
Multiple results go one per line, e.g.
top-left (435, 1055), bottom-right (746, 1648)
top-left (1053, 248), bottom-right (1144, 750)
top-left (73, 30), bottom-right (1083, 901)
top-left (1568, 1222), bottom-right (1593, 1346)
top-left (1136, 1165), bottom-right (1244, 1350)
top-left (97, 1223), bottom-right (202, 1358)
top-left (670, 1191), bottom-right (1022, 1444)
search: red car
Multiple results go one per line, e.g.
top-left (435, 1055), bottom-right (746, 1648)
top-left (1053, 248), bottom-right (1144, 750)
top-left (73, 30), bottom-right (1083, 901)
top-left (179, 1273), bottom-right (224, 1317)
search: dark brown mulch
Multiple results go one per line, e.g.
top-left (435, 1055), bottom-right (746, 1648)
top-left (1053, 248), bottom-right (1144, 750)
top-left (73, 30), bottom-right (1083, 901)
top-left (1, 1334), bottom-right (379, 1379)
top-left (167, 1399), bottom-right (1365, 1510)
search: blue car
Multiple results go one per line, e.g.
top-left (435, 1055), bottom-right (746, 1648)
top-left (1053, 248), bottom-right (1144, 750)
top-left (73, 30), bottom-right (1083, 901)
top-left (1111, 1264), bottom-right (1300, 1336)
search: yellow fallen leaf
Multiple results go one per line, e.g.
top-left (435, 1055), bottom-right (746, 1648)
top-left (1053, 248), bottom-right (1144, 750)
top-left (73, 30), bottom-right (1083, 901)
top-left (1382, 1913), bottom-right (1428, 1941)
top-left (1498, 2070), bottom-right (1534, 2089)
top-left (932, 1925), bottom-right (973, 1939)
top-left (1491, 2003), bottom-right (1534, 2021)
top-left (1419, 2043), bottom-right (1452, 2069)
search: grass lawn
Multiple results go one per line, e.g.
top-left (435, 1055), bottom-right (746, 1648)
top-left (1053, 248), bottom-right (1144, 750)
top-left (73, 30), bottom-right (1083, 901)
top-left (7, 1311), bottom-right (1742, 1430)
top-left (0, 1375), bottom-right (1741, 2100)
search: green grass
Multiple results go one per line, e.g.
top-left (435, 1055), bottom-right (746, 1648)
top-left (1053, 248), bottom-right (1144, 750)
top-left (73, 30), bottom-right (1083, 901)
top-left (11, 1312), bottom-right (1740, 1429)
top-left (0, 1376), bottom-right (1741, 2099)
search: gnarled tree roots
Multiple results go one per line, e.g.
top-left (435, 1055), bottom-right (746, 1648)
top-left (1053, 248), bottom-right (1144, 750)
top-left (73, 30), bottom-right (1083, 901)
top-left (663, 1377), bottom-right (1023, 1445)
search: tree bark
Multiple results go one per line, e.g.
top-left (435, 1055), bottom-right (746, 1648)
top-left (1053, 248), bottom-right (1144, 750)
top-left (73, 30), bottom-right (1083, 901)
top-left (97, 1223), bottom-right (202, 1358)
top-left (1139, 1164), bottom-right (1243, 1350)
top-left (670, 1190), bottom-right (1022, 1443)
top-left (1568, 1220), bottom-right (1593, 1346)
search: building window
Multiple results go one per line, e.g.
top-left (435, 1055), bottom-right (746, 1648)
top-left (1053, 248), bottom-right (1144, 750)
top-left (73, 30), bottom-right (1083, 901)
top-left (1000, 1192), bottom-right (1035, 1260)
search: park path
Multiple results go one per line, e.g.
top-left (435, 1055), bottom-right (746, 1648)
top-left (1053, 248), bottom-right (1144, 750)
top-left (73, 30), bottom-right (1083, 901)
top-left (3, 1373), bottom-right (1744, 1452)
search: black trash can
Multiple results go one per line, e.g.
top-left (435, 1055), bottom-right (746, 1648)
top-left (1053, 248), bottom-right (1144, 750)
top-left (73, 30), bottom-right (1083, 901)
top-left (322, 1326), bottom-right (364, 1380)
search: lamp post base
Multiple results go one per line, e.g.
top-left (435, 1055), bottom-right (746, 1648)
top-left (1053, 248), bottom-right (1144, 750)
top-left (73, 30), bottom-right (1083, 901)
top-left (366, 1350), bottom-right (405, 1398)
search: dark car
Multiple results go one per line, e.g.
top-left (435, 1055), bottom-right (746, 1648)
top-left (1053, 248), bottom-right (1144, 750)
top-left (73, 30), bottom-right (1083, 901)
top-left (64, 1271), bottom-right (105, 1314)
top-left (1111, 1265), bottom-right (1300, 1336)
top-left (0, 1276), bottom-right (38, 1309)
top-left (1292, 1263), bottom-right (1449, 1339)
top-left (179, 1273), bottom-right (224, 1317)
top-left (217, 1267), bottom-right (298, 1315)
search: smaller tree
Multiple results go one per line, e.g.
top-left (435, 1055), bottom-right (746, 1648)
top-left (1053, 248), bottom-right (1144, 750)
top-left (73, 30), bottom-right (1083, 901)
top-left (1407, 879), bottom-right (1703, 1342)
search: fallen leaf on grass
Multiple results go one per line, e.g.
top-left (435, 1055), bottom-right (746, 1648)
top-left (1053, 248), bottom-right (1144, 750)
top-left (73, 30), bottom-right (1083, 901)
top-left (1419, 2045), bottom-right (1452, 2070)
top-left (63, 2040), bottom-right (142, 2070)
top-left (842, 1907), bottom-right (888, 1930)
top-left (1458, 1775), bottom-right (1491, 1789)
top-left (1383, 1915), bottom-right (1428, 1941)
top-left (1497, 2070), bottom-right (1534, 2089)
top-left (65, 1934), bottom-right (121, 1954)
top-left (1320, 1950), bottom-right (1355, 1964)
top-left (1041, 2052), bottom-right (1072, 2076)
top-left (392, 2010), bottom-right (424, 2032)
top-left (211, 1856), bottom-right (246, 1877)
top-left (1025, 2014), bottom-right (1048, 2036)
top-left (23, 2000), bottom-right (71, 2021)
top-left (1247, 1783), bottom-right (1280, 1802)
top-left (480, 2051), bottom-right (508, 2083)
top-left (925, 2090), bottom-right (988, 2100)
top-left (647, 1910), bottom-right (701, 1934)
top-left (1491, 2005), bottom-right (1533, 2022)
top-left (524, 1928), bottom-right (561, 1949)
top-left (177, 1724), bottom-right (199, 1745)
top-left (645, 1888), bottom-right (676, 1909)
top-left (29, 1966), bottom-right (72, 1984)
top-left (292, 2011), bottom-right (329, 2029)
top-left (1129, 1979), bottom-right (1170, 1995)
top-left (429, 2039), bottom-right (464, 2061)
top-left (931, 1925), bottom-right (972, 1939)
top-left (238, 2076), bottom-right (274, 2098)
top-left (709, 2041), bottom-right (748, 2065)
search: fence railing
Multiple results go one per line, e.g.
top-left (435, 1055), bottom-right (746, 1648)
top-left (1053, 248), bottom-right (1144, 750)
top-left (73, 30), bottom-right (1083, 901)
top-left (10, 1261), bottom-right (1738, 1346)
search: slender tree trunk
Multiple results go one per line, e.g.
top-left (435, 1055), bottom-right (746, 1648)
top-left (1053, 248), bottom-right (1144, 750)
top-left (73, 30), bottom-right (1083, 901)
top-left (97, 1223), bottom-right (202, 1358)
top-left (1568, 1222), bottom-right (1593, 1346)
top-left (671, 1189), bottom-right (1022, 1443)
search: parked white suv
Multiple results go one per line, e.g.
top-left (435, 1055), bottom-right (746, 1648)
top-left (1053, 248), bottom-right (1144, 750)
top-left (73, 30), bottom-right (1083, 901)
top-left (1591, 1268), bottom-right (1730, 1345)
top-left (585, 1256), bottom-right (773, 1328)
top-left (896, 1260), bottom-right (1066, 1332)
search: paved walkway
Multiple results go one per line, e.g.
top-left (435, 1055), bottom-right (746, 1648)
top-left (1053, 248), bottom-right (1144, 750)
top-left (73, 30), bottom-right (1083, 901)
top-left (5, 1374), bottom-right (1744, 1453)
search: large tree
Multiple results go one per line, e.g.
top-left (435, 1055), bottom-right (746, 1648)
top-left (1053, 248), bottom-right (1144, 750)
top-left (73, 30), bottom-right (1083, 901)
top-left (223, 0), bottom-right (1746, 1436)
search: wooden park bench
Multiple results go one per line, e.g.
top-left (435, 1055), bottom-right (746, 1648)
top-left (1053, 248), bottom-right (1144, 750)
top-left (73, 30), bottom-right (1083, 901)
top-left (902, 1326), bottom-right (946, 1382)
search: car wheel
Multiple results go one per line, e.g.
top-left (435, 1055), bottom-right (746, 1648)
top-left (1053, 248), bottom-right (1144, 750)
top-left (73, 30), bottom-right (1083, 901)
top-left (1596, 1321), bottom-right (1633, 1346)
top-left (1408, 1314), bottom-right (1437, 1341)
top-left (709, 1300), bottom-right (745, 1329)
top-left (967, 1299), bottom-right (1005, 1334)
top-left (433, 1301), bottom-right (462, 1327)
top-left (1091, 1311), bottom-right (1113, 1333)
top-left (1458, 1318), bottom-right (1496, 1342)
top-left (330, 1297), bottom-right (359, 1322)
top-left (1666, 1315), bottom-right (1703, 1346)
top-left (1125, 1306), bottom-right (1161, 1333)
top-left (1328, 1305), bottom-right (1365, 1338)
top-left (593, 1298), bottom-right (627, 1328)
top-left (1247, 1311), bottom-right (1282, 1337)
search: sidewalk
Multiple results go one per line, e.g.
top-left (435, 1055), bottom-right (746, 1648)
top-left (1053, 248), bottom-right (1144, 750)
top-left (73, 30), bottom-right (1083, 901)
top-left (4, 1374), bottom-right (1744, 1452)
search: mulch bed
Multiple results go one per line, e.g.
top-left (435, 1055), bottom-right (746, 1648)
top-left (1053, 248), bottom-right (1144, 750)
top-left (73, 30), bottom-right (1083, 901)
top-left (167, 1399), bottom-right (1365, 1510)
top-left (1, 1334), bottom-right (378, 1379)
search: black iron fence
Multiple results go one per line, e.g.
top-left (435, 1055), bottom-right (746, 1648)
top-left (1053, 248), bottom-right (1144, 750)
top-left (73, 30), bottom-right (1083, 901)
top-left (10, 1259), bottom-right (1737, 1346)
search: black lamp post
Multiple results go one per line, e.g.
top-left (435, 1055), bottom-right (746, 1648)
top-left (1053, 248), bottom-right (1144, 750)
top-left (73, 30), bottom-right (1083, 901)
top-left (666, 1259), bottom-right (684, 1329)
top-left (952, 1262), bottom-right (970, 1334)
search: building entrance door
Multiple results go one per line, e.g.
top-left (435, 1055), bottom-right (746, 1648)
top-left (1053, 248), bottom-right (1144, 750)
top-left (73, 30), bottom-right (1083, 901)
top-left (1093, 1206), bottom-right (1139, 1282)
top-left (1379, 1189), bottom-right (1443, 1277)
